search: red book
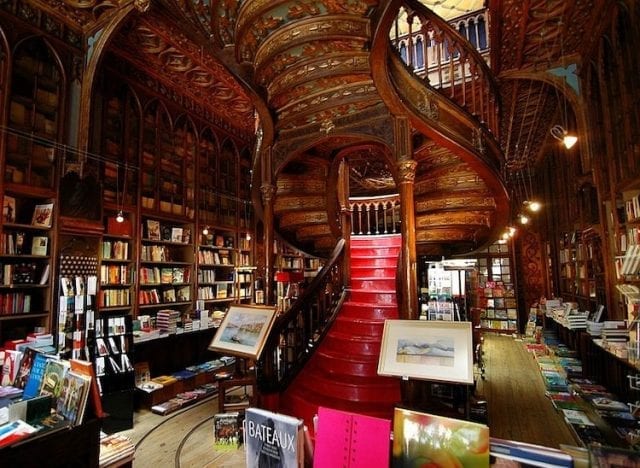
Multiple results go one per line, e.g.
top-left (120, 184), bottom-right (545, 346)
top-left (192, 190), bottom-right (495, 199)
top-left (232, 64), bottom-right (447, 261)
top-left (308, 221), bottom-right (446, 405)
top-left (70, 359), bottom-right (106, 419)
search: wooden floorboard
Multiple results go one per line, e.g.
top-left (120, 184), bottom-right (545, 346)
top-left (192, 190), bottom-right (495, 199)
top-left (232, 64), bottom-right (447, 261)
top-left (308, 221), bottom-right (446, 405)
top-left (121, 333), bottom-right (579, 467)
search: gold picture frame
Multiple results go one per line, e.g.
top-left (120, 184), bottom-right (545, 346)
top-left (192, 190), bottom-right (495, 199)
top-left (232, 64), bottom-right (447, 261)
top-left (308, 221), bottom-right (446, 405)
top-left (378, 320), bottom-right (474, 384)
top-left (208, 304), bottom-right (278, 360)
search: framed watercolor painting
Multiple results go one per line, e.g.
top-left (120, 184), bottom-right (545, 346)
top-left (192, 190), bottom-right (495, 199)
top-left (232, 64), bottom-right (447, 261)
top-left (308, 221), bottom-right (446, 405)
top-left (208, 305), bottom-right (278, 359)
top-left (377, 320), bottom-right (474, 384)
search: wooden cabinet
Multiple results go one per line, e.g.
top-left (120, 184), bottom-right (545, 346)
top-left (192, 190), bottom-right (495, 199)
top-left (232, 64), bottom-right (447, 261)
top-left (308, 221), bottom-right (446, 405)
top-left (6, 39), bottom-right (61, 191)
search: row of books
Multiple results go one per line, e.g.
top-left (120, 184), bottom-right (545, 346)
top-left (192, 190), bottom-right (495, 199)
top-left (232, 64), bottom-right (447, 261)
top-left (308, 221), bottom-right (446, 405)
top-left (101, 240), bottom-right (129, 260)
top-left (197, 249), bottom-right (233, 265)
top-left (198, 285), bottom-right (232, 300)
top-left (97, 288), bottom-right (131, 308)
top-left (138, 286), bottom-right (191, 304)
top-left (99, 264), bottom-right (131, 285)
top-left (139, 266), bottom-right (190, 285)
top-left (0, 292), bottom-right (32, 315)
top-left (197, 269), bottom-right (233, 283)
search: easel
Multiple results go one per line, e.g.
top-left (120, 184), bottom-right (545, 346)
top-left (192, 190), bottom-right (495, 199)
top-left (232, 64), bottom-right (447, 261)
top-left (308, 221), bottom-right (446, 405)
top-left (217, 358), bottom-right (257, 413)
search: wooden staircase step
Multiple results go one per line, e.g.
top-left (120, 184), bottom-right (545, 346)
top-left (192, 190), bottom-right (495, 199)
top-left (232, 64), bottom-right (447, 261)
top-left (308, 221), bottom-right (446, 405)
top-left (348, 289), bottom-right (397, 304)
top-left (350, 277), bottom-right (396, 290)
top-left (331, 316), bottom-right (386, 336)
top-left (339, 301), bottom-right (398, 319)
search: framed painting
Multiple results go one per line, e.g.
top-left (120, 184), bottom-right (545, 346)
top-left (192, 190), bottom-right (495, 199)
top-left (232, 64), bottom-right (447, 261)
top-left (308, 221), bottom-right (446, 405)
top-left (208, 304), bottom-right (278, 360)
top-left (377, 320), bottom-right (474, 384)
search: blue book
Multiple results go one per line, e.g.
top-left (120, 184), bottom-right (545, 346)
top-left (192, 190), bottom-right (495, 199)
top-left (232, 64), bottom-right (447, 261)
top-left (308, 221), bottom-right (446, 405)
top-left (22, 353), bottom-right (50, 400)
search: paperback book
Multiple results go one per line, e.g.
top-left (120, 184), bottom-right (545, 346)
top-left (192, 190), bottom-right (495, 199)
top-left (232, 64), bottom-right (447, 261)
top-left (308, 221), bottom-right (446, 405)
top-left (214, 411), bottom-right (242, 451)
top-left (244, 407), bottom-right (304, 468)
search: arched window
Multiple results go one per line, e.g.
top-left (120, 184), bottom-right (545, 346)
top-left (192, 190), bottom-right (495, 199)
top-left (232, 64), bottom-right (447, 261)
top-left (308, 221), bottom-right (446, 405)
top-left (415, 36), bottom-right (424, 68)
top-left (399, 42), bottom-right (408, 64)
top-left (468, 19), bottom-right (478, 49)
top-left (458, 22), bottom-right (467, 41)
top-left (478, 16), bottom-right (488, 50)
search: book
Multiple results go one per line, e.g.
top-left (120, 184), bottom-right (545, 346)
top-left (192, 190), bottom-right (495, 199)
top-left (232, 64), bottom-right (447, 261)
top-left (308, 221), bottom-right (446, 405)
top-left (392, 407), bottom-right (490, 467)
top-left (214, 411), bottom-right (241, 451)
top-left (30, 236), bottom-right (48, 256)
top-left (70, 358), bottom-right (106, 419)
top-left (490, 437), bottom-right (572, 467)
top-left (55, 370), bottom-right (91, 425)
top-left (31, 203), bottom-right (53, 228)
top-left (22, 352), bottom-right (51, 399)
top-left (3, 195), bottom-right (15, 223)
top-left (171, 227), bottom-right (183, 243)
top-left (313, 406), bottom-right (391, 468)
top-left (244, 406), bottom-right (304, 468)
top-left (13, 347), bottom-right (39, 389)
top-left (39, 358), bottom-right (70, 399)
top-left (147, 219), bottom-right (161, 240)
top-left (0, 419), bottom-right (39, 448)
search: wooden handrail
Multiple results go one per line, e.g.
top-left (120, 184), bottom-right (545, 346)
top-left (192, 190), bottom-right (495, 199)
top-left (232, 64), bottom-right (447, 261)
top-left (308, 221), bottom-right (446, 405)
top-left (390, 0), bottom-right (499, 136)
top-left (256, 239), bottom-right (346, 392)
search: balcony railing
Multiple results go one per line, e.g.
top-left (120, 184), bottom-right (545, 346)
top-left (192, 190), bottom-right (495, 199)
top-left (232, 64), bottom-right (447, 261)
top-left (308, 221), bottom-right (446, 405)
top-left (350, 194), bottom-right (400, 236)
top-left (390, 0), bottom-right (499, 135)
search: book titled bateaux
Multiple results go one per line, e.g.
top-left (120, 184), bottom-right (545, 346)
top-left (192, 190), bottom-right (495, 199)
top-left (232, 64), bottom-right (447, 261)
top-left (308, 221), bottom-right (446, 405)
top-left (244, 407), bottom-right (304, 468)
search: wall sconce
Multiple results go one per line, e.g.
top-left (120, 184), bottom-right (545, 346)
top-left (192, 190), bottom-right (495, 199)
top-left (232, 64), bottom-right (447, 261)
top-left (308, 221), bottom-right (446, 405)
top-left (550, 125), bottom-right (577, 149)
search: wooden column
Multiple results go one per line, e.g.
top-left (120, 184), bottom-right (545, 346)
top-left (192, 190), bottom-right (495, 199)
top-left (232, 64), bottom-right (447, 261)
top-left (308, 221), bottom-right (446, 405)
top-left (261, 181), bottom-right (276, 306)
top-left (338, 158), bottom-right (351, 286)
top-left (395, 117), bottom-right (418, 320)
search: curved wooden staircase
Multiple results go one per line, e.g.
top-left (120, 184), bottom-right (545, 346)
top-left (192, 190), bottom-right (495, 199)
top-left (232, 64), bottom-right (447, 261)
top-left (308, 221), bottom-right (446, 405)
top-left (280, 235), bottom-right (402, 434)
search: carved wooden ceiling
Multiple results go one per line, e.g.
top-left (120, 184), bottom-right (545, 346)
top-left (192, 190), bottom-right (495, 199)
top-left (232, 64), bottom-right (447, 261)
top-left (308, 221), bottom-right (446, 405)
top-left (21, 0), bottom-right (609, 254)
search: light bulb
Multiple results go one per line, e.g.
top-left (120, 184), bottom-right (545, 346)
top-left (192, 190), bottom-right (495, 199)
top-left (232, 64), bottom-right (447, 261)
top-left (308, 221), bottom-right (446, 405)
top-left (519, 214), bottom-right (530, 225)
top-left (116, 210), bottom-right (124, 223)
top-left (508, 226), bottom-right (516, 236)
top-left (563, 134), bottom-right (578, 149)
top-left (246, 232), bottom-right (251, 241)
top-left (528, 201), bottom-right (541, 212)
top-left (202, 226), bottom-right (209, 236)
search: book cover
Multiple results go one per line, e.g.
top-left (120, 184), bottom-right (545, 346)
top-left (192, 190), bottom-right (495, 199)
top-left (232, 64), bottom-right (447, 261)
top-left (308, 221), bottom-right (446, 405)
top-left (0, 419), bottom-right (38, 448)
top-left (244, 406), bottom-right (304, 468)
top-left (55, 370), bottom-right (91, 425)
top-left (39, 359), bottom-right (70, 399)
top-left (313, 406), bottom-right (391, 468)
top-left (392, 407), bottom-right (490, 468)
top-left (213, 411), bottom-right (241, 451)
top-left (30, 236), bottom-right (48, 256)
top-left (70, 358), bottom-right (106, 419)
top-left (22, 352), bottom-right (51, 399)
top-left (13, 347), bottom-right (39, 389)
top-left (3, 195), bottom-right (15, 223)
top-left (31, 203), bottom-right (53, 228)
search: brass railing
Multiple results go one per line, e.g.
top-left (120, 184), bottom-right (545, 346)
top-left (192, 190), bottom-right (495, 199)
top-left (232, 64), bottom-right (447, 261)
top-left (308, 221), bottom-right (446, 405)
top-left (391, 0), bottom-right (499, 135)
top-left (350, 194), bottom-right (400, 236)
top-left (257, 239), bottom-right (346, 392)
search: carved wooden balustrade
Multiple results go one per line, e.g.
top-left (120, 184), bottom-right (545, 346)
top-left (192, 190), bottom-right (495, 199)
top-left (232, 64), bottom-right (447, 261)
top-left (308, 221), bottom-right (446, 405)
top-left (257, 239), bottom-right (346, 392)
top-left (391, 0), bottom-right (499, 135)
top-left (350, 194), bottom-right (401, 236)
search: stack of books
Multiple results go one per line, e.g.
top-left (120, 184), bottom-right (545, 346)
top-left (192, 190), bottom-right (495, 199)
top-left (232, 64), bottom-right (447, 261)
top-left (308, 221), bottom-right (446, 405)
top-left (586, 320), bottom-right (604, 337)
top-left (565, 312), bottom-right (589, 330)
top-left (156, 309), bottom-right (180, 334)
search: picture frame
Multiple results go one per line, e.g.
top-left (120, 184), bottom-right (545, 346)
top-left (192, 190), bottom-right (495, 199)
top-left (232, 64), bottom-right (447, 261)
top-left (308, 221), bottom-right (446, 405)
top-left (377, 320), bottom-right (474, 384)
top-left (3, 195), bottom-right (16, 223)
top-left (208, 304), bottom-right (278, 360)
top-left (31, 203), bottom-right (54, 228)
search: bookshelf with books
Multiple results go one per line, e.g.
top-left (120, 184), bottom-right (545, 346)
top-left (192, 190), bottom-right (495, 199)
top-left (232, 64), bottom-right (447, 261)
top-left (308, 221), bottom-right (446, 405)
top-left (5, 38), bottom-right (61, 192)
top-left (476, 240), bottom-right (519, 333)
top-left (0, 191), bottom-right (55, 345)
top-left (559, 229), bottom-right (605, 313)
top-left (98, 209), bottom-right (136, 314)
top-left (138, 216), bottom-right (194, 326)
top-left (196, 228), bottom-right (237, 309)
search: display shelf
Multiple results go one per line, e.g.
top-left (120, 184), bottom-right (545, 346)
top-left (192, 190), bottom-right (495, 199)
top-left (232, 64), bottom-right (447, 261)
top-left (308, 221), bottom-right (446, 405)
top-left (475, 240), bottom-right (518, 333)
top-left (138, 217), bottom-right (194, 320)
top-left (5, 39), bottom-right (61, 191)
top-left (0, 188), bottom-right (55, 344)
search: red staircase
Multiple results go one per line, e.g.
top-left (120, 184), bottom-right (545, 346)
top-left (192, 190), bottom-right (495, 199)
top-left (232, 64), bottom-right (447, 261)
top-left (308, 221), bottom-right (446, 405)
top-left (280, 235), bottom-right (402, 434)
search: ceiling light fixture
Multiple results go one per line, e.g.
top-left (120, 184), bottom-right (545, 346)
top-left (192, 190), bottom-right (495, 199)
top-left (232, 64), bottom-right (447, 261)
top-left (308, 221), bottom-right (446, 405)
top-left (550, 124), bottom-right (577, 149)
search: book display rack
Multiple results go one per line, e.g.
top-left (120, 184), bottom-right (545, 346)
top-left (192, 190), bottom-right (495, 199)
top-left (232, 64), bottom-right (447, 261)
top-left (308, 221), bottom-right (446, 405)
top-left (475, 241), bottom-right (519, 333)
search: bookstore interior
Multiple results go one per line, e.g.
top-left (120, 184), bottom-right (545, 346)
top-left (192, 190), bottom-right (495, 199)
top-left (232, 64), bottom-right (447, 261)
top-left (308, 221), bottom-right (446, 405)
top-left (1, 0), bottom-right (640, 466)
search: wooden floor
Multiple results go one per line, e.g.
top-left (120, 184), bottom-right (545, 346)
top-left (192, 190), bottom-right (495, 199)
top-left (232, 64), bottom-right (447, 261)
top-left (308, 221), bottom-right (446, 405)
top-left (120, 333), bottom-right (579, 467)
